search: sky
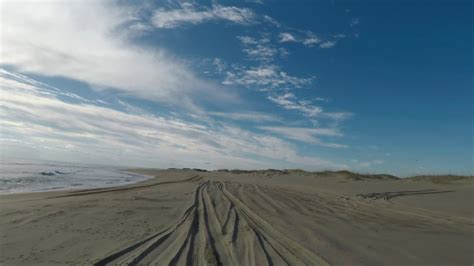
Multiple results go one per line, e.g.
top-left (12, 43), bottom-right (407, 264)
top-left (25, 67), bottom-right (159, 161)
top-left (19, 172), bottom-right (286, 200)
top-left (0, 0), bottom-right (472, 176)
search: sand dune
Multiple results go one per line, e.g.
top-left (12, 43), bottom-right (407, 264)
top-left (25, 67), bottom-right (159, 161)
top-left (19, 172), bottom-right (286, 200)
top-left (1, 170), bottom-right (473, 265)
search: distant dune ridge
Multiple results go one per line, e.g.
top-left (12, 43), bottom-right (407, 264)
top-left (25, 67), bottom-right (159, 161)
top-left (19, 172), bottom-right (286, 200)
top-left (1, 169), bottom-right (473, 265)
top-left (169, 168), bottom-right (472, 182)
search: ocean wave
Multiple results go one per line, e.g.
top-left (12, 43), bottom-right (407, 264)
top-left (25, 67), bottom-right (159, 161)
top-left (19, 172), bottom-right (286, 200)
top-left (0, 159), bottom-right (152, 194)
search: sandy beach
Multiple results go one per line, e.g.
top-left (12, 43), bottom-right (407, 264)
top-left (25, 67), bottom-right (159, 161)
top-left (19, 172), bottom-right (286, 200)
top-left (1, 169), bottom-right (473, 265)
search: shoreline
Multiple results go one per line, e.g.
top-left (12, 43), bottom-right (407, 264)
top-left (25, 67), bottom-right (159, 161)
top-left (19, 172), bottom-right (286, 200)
top-left (0, 168), bottom-right (155, 196)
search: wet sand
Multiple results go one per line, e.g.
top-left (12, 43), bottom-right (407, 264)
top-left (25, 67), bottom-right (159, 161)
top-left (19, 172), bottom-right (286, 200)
top-left (1, 170), bottom-right (473, 265)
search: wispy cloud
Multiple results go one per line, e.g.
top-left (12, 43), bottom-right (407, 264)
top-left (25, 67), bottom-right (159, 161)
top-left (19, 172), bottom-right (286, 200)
top-left (212, 58), bottom-right (227, 73)
top-left (302, 37), bottom-right (321, 47)
top-left (208, 112), bottom-right (280, 122)
top-left (237, 36), bottom-right (287, 62)
top-left (267, 92), bottom-right (353, 123)
top-left (262, 15), bottom-right (281, 27)
top-left (267, 93), bottom-right (323, 117)
top-left (320, 41), bottom-right (337, 48)
top-left (278, 32), bottom-right (297, 43)
top-left (152, 3), bottom-right (255, 28)
top-left (259, 126), bottom-right (347, 148)
top-left (0, 70), bottom-right (347, 169)
top-left (321, 111), bottom-right (353, 121)
top-left (277, 31), bottom-right (343, 48)
top-left (223, 65), bottom-right (313, 90)
top-left (245, 0), bottom-right (265, 4)
top-left (314, 97), bottom-right (330, 102)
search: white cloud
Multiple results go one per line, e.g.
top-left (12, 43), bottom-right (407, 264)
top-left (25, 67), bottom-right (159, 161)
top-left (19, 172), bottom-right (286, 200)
top-left (314, 97), bottom-right (330, 102)
top-left (243, 45), bottom-right (278, 61)
top-left (320, 41), bottom-right (337, 48)
top-left (321, 111), bottom-right (353, 121)
top-left (237, 36), bottom-right (287, 62)
top-left (302, 37), bottom-right (321, 47)
top-left (267, 93), bottom-right (353, 124)
top-left (276, 31), bottom-right (340, 48)
top-left (246, 0), bottom-right (265, 4)
top-left (0, 70), bottom-right (346, 170)
top-left (279, 32), bottom-right (297, 42)
top-left (152, 4), bottom-right (255, 28)
top-left (261, 126), bottom-right (342, 137)
top-left (224, 65), bottom-right (313, 90)
top-left (0, 1), bottom-right (354, 169)
top-left (259, 126), bottom-right (347, 148)
top-left (267, 93), bottom-right (322, 117)
top-left (208, 112), bottom-right (280, 122)
top-left (212, 58), bottom-right (227, 73)
top-left (0, 0), bottom-right (234, 109)
top-left (263, 15), bottom-right (281, 27)
top-left (237, 36), bottom-right (260, 45)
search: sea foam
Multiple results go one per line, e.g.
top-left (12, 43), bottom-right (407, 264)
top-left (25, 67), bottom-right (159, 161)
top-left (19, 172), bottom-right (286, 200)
top-left (0, 159), bottom-right (152, 194)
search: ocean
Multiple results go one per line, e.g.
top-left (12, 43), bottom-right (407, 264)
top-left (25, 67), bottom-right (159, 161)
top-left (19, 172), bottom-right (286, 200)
top-left (0, 159), bottom-right (152, 194)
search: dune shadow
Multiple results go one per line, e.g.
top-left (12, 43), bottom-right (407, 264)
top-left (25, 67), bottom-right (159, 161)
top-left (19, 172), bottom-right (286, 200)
top-left (356, 189), bottom-right (454, 200)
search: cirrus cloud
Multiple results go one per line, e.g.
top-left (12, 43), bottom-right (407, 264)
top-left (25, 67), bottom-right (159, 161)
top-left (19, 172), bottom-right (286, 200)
top-left (152, 3), bottom-right (256, 28)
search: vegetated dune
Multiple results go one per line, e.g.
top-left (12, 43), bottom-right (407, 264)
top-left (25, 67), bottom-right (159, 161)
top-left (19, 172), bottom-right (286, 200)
top-left (217, 169), bottom-right (400, 180)
top-left (0, 169), bottom-right (472, 265)
top-left (403, 174), bottom-right (474, 184)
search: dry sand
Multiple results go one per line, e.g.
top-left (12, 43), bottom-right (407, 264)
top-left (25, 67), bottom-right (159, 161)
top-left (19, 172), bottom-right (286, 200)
top-left (0, 169), bottom-right (473, 265)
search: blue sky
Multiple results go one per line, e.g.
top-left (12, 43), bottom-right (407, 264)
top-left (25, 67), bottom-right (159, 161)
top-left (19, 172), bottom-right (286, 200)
top-left (0, 0), bottom-right (472, 176)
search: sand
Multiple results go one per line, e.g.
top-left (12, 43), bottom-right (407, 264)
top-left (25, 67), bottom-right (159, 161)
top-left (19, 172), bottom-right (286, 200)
top-left (0, 169), bottom-right (473, 265)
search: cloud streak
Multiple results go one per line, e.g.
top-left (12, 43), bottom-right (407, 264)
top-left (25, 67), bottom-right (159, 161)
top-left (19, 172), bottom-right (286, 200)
top-left (278, 31), bottom-right (342, 48)
top-left (0, 70), bottom-right (347, 170)
top-left (208, 112), bottom-right (280, 122)
top-left (152, 3), bottom-right (255, 28)
top-left (259, 126), bottom-right (347, 148)
top-left (267, 93), bottom-right (322, 117)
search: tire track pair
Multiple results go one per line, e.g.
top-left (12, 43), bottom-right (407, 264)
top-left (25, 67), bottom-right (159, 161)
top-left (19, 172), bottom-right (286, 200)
top-left (50, 175), bottom-right (202, 199)
top-left (94, 181), bottom-right (328, 265)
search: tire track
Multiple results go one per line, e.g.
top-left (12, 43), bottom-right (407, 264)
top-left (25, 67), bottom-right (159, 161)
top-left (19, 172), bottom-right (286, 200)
top-left (218, 182), bottom-right (328, 266)
top-left (50, 175), bottom-right (202, 198)
top-left (94, 181), bottom-right (328, 265)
